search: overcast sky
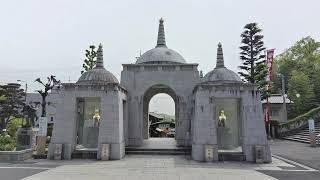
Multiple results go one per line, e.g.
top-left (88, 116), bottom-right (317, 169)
top-left (0, 0), bottom-right (319, 115)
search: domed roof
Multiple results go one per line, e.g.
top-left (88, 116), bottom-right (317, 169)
top-left (203, 67), bottom-right (242, 82)
top-left (202, 43), bottom-right (242, 83)
top-left (77, 68), bottom-right (119, 84)
top-left (136, 47), bottom-right (186, 64)
top-left (135, 18), bottom-right (186, 64)
top-left (77, 44), bottom-right (119, 84)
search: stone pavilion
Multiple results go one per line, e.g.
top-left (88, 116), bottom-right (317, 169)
top-left (48, 19), bottom-right (271, 163)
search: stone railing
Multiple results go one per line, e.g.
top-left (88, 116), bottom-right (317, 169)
top-left (278, 107), bottom-right (320, 137)
top-left (0, 148), bottom-right (33, 161)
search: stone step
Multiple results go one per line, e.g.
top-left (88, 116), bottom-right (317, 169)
top-left (126, 150), bottom-right (190, 155)
top-left (125, 147), bottom-right (191, 155)
top-left (72, 151), bottom-right (97, 159)
top-left (283, 137), bottom-right (310, 144)
top-left (296, 130), bottom-right (320, 134)
top-left (32, 154), bottom-right (47, 159)
top-left (285, 134), bottom-right (310, 138)
top-left (295, 131), bottom-right (320, 134)
top-left (284, 137), bottom-right (310, 142)
top-left (283, 137), bottom-right (320, 144)
top-left (282, 122), bottom-right (320, 144)
top-left (218, 152), bottom-right (246, 161)
top-left (126, 147), bottom-right (191, 151)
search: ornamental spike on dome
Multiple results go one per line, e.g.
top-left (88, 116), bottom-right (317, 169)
top-left (156, 18), bottom-right (167, 48)
top-left (95, 43), bottom-right (104, 69)
top-left (216, 42), bottom-right (225, 68)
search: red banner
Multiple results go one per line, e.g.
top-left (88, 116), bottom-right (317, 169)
top-left (264, 49), bottom-right (275, 125)
top-left (266, 49), bottom-right (275, 84)
top-left (264, 99), bottom-right (270, 124)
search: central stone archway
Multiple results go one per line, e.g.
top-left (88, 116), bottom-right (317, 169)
top-left (121, 63), bottom-right (199, 147)
top-left (142, 84), bottom-right (179, 139)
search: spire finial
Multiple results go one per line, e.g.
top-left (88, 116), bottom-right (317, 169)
top-left (156, 18), bottom-right (167, 48)
top-left (216, 42), bottom-right (225, 68)
top-left (95, 43), bottom-right (104, 69)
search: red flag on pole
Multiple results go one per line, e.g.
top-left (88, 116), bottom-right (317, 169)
top-left (264, 49), bottom-right (275, 124)
top-left (266, 49), bottom-right (275, 83)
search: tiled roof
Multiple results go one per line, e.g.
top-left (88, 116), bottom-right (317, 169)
top-left (262, 94), bottom-right (292, 104)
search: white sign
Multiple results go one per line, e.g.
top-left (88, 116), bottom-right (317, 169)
top-left (38, 117), bottom-right (48, 136)
top-left (308, 119), bottom-right (315, 133)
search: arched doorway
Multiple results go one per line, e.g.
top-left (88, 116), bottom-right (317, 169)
top-left (149, 93), bottom-right (175, 138)
top-left (142, 84), bottom-right (179, 140)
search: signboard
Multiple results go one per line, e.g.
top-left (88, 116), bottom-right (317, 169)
top-left (38, 117), bottom-right (48, 136)
top-left (308, 119), bottom-right (315, 133)
top-left (308, 119), bottom-right (316, 147)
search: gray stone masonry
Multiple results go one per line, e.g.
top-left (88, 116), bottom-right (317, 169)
top-left (48, 83), bottom-right (127, 160)
top-left (121, 64), bottom-right (200, 147)
top-left (192, 83), bottom-right (271, 162)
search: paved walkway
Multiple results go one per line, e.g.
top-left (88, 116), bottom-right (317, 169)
top-left (270, 140), bottom-right (320, 170)
top-left (20, 154), bottom-right (316, 180)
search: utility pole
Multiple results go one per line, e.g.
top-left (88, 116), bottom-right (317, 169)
top-left (280, 74), bottom-right (287, 122)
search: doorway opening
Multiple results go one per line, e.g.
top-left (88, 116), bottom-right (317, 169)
top-left (75, 97), bottom-right (101, 150)
top-left (149, 93), bottom-right (175, 138)
top-left (216, 98), bottom-right (243, 153)
top-left (141, 84), bottom-right (179, 149)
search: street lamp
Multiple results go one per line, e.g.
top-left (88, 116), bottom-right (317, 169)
top-left (17, 80), bottom-right (27, 102)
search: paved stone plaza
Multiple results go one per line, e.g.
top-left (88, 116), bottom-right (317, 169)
top-left (18, 154), bottom-right (316, 180)
top-left (1, 140), bottom-right (319, 180)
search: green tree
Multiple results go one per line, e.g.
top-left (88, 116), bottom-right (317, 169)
top-left (0, 83), bottom-right (25, 131)
top-left (270, 60), bottom-right (282, 94)
top-left (272, 36), bottom-right (320, 109)
top-left (288, 70), bottom-right (315, 117)
top-left (238, 23), bottom-right (268, 100)
top-left (81, 45), bottom-right (97, 74)
top-left (313, 69), bottom-right (320, 106)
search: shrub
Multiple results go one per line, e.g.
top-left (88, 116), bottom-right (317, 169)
top-left (0, 133), bottom-right (15, 151)
top-left (6, 118), bottom-right (22, 138)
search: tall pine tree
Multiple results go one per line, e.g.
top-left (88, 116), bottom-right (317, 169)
top-left (238, 23), bottom-right (268, 100)
top-left (81, 45), bottom-right (97, 74)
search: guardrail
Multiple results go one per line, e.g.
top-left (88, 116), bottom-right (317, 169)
top-left (278, 107), bottom-right (320, 137)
